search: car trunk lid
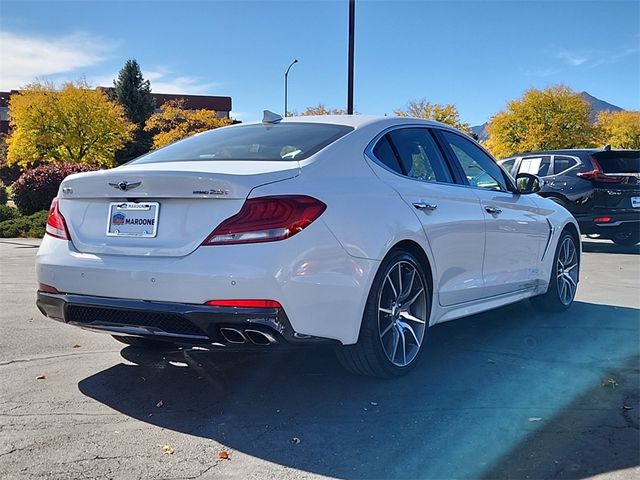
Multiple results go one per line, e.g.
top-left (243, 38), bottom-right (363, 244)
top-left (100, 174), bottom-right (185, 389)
top-left (58, 161), bottom-right (300, 257)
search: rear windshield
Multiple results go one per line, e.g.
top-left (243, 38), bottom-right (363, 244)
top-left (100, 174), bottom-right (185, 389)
top-left (592, 151), bottom-right (640, 173)
top-left (131, 123), bottom-right (354, 164)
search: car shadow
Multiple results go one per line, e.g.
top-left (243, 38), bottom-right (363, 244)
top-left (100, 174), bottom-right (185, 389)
top-left (78, 301), bottom-right (639, 479)
top-left (581, 238), bottom-right (640, 255)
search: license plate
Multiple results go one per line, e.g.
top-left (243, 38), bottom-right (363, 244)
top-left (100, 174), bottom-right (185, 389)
top-left (632, 197), bottom-right (640, 208)
top-left (107, 202), bottom-right (159, 237)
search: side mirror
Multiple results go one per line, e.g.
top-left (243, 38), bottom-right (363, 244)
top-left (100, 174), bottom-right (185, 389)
top-left (515, 173), bottom-right (541, 194)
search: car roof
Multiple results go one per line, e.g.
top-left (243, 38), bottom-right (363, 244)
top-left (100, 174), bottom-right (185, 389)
top-left (505, 148), bottom-right (639, 158)
top-left (266, 114), bottom-right (461, 131)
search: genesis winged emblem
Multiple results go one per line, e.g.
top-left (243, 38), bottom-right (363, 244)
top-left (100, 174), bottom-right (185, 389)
top-left (109, 180), bottom-right (142, 192)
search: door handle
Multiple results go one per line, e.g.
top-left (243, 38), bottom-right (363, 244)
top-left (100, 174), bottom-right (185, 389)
top-left (485, 206), bottom-right (502, 215)
top-left (413, 202), bottom-right (438, 211)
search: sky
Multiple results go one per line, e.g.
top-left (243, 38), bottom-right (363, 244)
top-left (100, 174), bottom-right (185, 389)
top-left (0, 0), bottom-right (639, 125)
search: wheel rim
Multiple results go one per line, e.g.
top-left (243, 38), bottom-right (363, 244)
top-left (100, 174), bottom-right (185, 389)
top-left (378, 260), bottom-right (428, 367)
top-left (556, 236), bottom-right (578, 306)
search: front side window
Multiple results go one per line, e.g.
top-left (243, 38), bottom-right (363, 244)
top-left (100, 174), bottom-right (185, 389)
top-left (132, 123), bottom-right (353, 164)
top-left (385, 128), bottom-right (453, 183)
top-left (518, 156), bottom-right (552, 177)
top-left (500, 158), bottom-right (516, 175)
top-left (440, 131), bottom-right (508, 191)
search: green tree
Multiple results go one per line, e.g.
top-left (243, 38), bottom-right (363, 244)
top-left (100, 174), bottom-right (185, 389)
top-left (485, 85), bottom-right (597, 158)
top-left (0, 133), bottom-right (22, 185)
top-left (144, 99), bottom-right (232, 149)
top-left (113, 59), bottom-right (156, 163)
top-left (595, 110), bottom-right (640, 149)
top-left (6, 81), bottom-right (134, 168)
top-left (394, 99), bottom-right (474, 136)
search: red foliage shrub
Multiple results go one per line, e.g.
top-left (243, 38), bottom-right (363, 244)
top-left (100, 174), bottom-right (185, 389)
top-left (12, 163), bottom-right (99, 215)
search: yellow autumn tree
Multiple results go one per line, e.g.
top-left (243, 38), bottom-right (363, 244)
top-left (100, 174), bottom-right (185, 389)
top-left (7, 81), bottom-right (134, 168)
top-left (298, 103), bottom-right (349, 116)
top-left (595, 110), bottom-right (640, 149)
top-left (485, 85), bottom-right (598, 158)
top-left (394, 99), bottom-right (473, 135)
top-left (144, 99), bottom-right (232, 149)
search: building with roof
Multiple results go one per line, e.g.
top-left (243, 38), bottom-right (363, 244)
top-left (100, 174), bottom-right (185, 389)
top-left (0, 90), bottom-right (233, 134)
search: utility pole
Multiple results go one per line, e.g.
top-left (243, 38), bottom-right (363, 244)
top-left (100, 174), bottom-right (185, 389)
top-left (284, 59), bottom-right (298, 117)
top-left (347, 0), bottom-right (355, 114)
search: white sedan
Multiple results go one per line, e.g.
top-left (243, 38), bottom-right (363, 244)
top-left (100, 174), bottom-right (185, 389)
top-left (36, 114), bottom-right (580, 377)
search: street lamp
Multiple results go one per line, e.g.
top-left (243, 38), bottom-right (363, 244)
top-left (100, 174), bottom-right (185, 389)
top-left (284, 59), bottom-right (298, 117)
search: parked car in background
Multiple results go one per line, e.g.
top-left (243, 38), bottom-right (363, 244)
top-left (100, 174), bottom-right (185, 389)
top-left (499, 148), bottom-right (640, 246)
top-left (36, 115), bottom-right (580, 377)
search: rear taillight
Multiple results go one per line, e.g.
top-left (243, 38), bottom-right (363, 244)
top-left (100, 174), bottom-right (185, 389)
top-left (45, 198), bottom-right (70, 240)
top-left (205, 299), bottom-right (282, 308)
top-left (594, 217), bottom-right (612, 223)
top-left (202, 195), bottom-right (326, 245)
top-left (577, 157), bottom-right (624, 183)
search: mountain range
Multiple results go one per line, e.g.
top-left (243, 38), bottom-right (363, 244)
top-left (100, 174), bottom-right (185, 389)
top-left (470, 92), bottom-right (624, 141)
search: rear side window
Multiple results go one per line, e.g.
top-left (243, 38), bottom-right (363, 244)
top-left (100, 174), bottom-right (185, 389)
top-left (519, 156), bottom-right (551, 176)
top-left (553, 155), bottom-right (579, 174)
top-left (592, 151), bottom-right (640, 173)
top-left (372, 135), bottom-right (403, 173)
top-left (131, 123), bottom-right (353, 164)
top-left (386, 128), bottom-right (453, 183)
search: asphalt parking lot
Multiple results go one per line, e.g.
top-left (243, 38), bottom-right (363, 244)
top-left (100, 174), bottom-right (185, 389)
top-left (0, 238), bottom-right (638, 480)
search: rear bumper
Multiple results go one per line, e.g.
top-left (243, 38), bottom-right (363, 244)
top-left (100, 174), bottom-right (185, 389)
top-left (575, 211), bottom-right (640, 235)
top-left (36, 224), bottom-right (379, 345)
top-left (36, 291), bottom-right (332, 346)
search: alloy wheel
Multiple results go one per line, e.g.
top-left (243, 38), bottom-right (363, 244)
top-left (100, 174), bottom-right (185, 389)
top-left (556, 236), bottom-right (578, 306)
top-left (377, 260), bottom-right (428, 367)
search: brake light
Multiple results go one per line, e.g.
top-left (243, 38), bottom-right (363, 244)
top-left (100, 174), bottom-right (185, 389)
top-left (205, 299), bottom-right (282, 308)
top-left (594, 217), bottom-right (612, 223)
top-left (202, 195), bottom-right (326, 245)
top-left (45, 198), bottom-right (70, 240)
top-left (577, 157), bottom-right (624, 183)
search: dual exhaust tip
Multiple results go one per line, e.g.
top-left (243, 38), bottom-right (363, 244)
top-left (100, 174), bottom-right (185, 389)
top-left (219, 327), bottom-right (277, 346)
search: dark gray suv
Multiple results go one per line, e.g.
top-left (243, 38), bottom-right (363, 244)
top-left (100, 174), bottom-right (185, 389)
top-left (499, 148), bottom-right (640, 246)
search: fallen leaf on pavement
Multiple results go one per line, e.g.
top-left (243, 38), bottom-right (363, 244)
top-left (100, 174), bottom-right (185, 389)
top-left (156, 400), bottom-right (164, 408)
top-left (72, 344), bottom-right (81, 348)
top-left (528, 417), bottom-right (542, 422)
top-left (36, 375), bottom-right (46, 380)
top-left (291, 437), bottom-right (301, 444)
top-left (218, 450), bottom-right (230, 460)
top-left (162, 445), bottom-right (174, 455)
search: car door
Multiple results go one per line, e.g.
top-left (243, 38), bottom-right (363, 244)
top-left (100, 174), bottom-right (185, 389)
top-left (366, 127), bottom-right (486, 306)
top-left (437, 130), bottom-right (549, 297)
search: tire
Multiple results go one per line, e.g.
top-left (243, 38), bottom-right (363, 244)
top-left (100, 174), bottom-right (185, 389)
top-left (335, 250), bottom-right (431, 378)
top-left (111, 335), bottom-right (175, 350)
top-left (610, 231), bottom-right (640, 246)
top-left (531, 231), bottom-right (579, 312)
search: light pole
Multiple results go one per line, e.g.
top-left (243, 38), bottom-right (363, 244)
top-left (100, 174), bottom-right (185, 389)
top-left (347, 0), bottom-right (355, 114)
top-left (284, 59), bottom-right (298, 117)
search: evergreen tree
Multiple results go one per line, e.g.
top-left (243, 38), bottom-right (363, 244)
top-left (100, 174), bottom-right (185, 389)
top-left (113, 59), bottom-right (156, 163)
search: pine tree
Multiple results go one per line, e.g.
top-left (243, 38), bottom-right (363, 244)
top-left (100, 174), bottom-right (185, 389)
top-left (113, 59), bottom-right (156, 163)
